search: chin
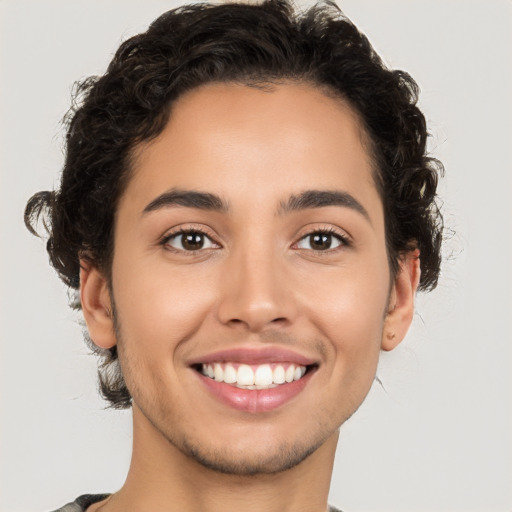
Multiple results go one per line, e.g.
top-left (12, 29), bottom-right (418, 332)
top-left (152, 408), bottom-right (344, 476)
top-left (177, 435), bottom-right (326, 476)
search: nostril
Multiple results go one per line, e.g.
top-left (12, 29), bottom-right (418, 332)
top-left (227, 317), bottom-right (286, 325)
top-left (270, 317), bottom-right (288, 325)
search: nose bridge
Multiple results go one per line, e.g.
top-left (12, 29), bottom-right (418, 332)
top-left (216, 234), bottom-right (293, 331)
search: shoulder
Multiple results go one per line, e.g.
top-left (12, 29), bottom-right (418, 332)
top-left (51, 496), bottom-right (341, 512)
top-left (49, 494), bottom-right (111, 512)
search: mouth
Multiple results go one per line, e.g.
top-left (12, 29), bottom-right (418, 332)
top-left (189, 349), bottom-right (318, 413)
top-left (195, 362), bottom-right (312, 390)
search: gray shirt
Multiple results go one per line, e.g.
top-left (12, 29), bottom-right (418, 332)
top-left (51, 494), bottom-right (343, 511)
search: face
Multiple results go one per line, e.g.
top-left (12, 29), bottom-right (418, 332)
top-left (83, 82), bottom-right (416, 475)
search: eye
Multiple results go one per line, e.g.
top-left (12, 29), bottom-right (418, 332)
top-left (164, 230), bottom-right (219, 251)
top-left (295, 231), bottom-right (347, 251)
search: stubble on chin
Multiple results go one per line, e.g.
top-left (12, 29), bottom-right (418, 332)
top-left (177, 431), bottom-right (326, 476)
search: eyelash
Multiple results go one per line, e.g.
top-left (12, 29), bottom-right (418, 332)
top-left (160, 226), bottom-right (351, 254)
top-left (294, 227), bottom-right (351, 253)
top-left (160, 227), bottom-right (218, 253)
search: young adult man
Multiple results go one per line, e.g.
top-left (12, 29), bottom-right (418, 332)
top-left (25, 1), bottom-right (443, 510)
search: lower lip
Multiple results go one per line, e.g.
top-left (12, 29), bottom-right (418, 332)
top-left (196, 370), bottom-right (314, 413)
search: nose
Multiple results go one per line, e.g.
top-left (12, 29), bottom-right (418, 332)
top-left (216, 246), bottom-right (297, 332)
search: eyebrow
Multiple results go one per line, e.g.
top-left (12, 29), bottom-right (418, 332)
top-left (279, 190), bottom-right (370, 222)
top-left (142, 188), bottom-right (229, 215)
top-left (142, 187), bottom-right (370, 222)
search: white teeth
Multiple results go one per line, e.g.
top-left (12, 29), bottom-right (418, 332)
top-left (223, 363), bottom-right (237, 384)
top-left (254, 364), bottom-right (273, 387)
top-left (273, 365), bottom-right (285, 384)
top-left (237, 364), bottom-right (255, 386)
top-left (214, 363), bottom-right (224, 382)
top-left (285, 365), bottom-right (295, 383)
top-left (200, 362), bottom-right (308, 388)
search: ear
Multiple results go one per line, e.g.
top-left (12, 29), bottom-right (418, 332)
top-left (381, 249), bottom-right (421, 351)
top-left (80, 260), bottom-right (117, 349)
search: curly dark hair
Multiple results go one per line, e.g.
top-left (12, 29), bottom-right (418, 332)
top-left (25, 0), bottom-right (443, 409)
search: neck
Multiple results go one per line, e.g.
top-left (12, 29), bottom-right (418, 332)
top-left (105, 405), bottom-right (338, 512)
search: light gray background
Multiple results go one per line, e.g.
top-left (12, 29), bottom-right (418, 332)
top-left (1, 1), bottom-right (511, 511)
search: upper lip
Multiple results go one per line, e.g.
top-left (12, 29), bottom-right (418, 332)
top-left (187, 347), bottom-right (318, 367)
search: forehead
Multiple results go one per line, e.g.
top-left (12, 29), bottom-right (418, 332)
top-left (124, 82), bottom-right (380, 218)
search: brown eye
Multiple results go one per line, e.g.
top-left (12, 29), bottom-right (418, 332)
top-left (183, 233), bottom-right (205, 250)
top-left (296, 231), bottom-right (345, 251)
top-left (310, 233), bottom-right (333, 250)
top-left (165, 231), bottom-right (217, 251)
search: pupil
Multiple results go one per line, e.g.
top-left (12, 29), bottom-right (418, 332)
top-left (183, 233), bottom-right (204, 250)
top-left (311, 233), bottom-right (331, 250)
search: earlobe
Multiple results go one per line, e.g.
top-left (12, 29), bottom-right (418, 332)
top-left (381, 249), bottom-right (421, 351)
top-left (80, 261), bottom-right (117, 349)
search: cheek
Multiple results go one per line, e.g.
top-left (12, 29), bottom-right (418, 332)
top-left (300, 261), bottom-right (389, 370)
top-left (112, 259), bottom-right (218, 353)
top-left (315, 285), bottom-right (385, 410)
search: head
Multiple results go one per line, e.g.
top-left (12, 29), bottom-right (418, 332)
top-left (25, 0), bottom-right (442, 471)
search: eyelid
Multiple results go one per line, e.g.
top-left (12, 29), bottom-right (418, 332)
top-left (158, 223), bottom-right (351, 253)
top-left (159, 224), bottom-right (222, 251)
top-left (292, 225), bottom-right (352, 251)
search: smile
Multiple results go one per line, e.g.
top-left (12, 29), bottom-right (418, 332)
top-left (200, 362), bottom-right (307, 389)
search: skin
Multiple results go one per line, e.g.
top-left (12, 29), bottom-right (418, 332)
top-left (81, 82), bottom-right (420, 512)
